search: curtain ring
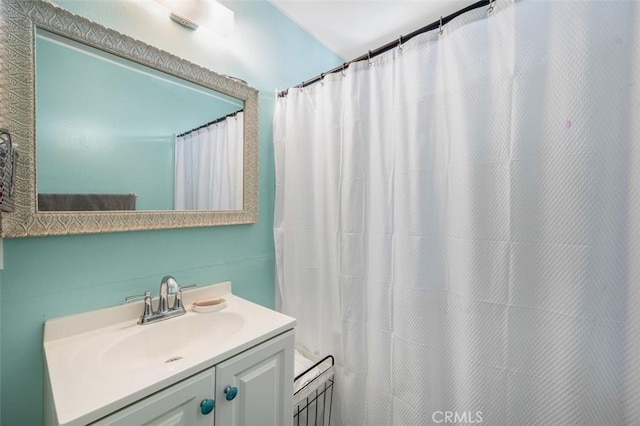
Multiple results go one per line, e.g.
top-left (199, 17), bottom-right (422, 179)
top-left (398, 35), bottom-right (403, 52)
top-left (299, 81), bottom-right (304, 92)
top-left (342, 62), bottom-right (348, 77)
top-left (320, 73), bottom-right (325, 86)
top-left (488, 0), bottom-right (494, 14)
top-left (439, 16), bottom-right (443, 36)
top-left (368, 50), bottom-right (372, 67)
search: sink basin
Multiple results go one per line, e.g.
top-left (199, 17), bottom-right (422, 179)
top-left (95, 311), bottom-right (245, 374)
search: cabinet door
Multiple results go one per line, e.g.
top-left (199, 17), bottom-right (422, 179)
top-left (92, 368), bottom-right (216, 426)
top-left (215, 330), bottom-right (294, 426)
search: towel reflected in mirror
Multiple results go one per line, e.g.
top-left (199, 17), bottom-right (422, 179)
top-left (38, 193), bottom-right (137, 211)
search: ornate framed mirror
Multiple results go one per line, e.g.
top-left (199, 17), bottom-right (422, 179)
top-left (0, 0), bottom-right (259, 237)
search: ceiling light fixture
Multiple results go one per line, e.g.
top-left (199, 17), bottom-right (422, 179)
top-left (155, 0), bottom-right (234, 35)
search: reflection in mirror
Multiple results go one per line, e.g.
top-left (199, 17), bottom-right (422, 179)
top-left (35, 29), bottom-right (244, 212)
top-left (174, 110), bottom-right (244, 210)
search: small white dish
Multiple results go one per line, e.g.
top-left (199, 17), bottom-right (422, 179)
top-left (192, 301), bottom-right (227, 313)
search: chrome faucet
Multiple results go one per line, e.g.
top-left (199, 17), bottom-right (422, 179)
top-left (158, 275), bottom-right (182, 314)
top-left (126, 275), bottom-right (194, 325)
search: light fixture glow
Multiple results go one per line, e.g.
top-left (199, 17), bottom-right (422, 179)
top-left (169, 12), bottom-right (199, 30)
top-left (155, 0), bottom-right (234, 35)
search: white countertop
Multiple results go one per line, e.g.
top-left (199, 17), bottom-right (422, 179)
top-left (43, 282), bottom-right (296, 426)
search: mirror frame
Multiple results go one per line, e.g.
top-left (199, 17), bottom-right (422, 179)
top-left (0, 0), bottom-right (259, 237)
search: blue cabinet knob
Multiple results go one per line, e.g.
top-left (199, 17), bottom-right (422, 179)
top-left (200, 398), bottom-right (215, 415)
top-left (224, 385), bottom-right (238, 401)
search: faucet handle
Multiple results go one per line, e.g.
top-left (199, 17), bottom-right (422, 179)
top-left (171, 284), bottom-right (199, 310)
top-left (172, 287), bottom-right (185, 312)
top-left (141, 291), bottom-right (154, 317)
top-left (138, 291), bottom-right (155, 324)
top-left (126, 291), bottom-right (156, 324)
top-left (171, 284), bottom-right (197, 311)
top-left (125, 291), bottom-right (150, 303)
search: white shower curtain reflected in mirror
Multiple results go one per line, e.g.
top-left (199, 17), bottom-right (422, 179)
top-left (274, 1), bottom-right (640, 424)
top-left (175, 112), bottom-right (244, 210)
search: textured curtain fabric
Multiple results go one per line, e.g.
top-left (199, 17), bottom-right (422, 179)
top-left (175, 112), bottom-right (244, 210)
top-left (274, 1), bottom-right (640, 424)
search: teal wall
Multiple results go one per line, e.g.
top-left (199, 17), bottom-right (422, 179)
top-left (0, 1), bottom-right (342, 424)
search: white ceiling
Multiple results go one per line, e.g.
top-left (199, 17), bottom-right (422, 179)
top-left (268, 0), bottom-right (473, 60)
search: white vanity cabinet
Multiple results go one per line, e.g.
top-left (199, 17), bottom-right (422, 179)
top-left (215, 330), bottom-right (294, 426)
top-left (44, 283), bottom-right (297, 426)
top-left (91, 368), bottom-right (216, 426)
top-left (91, 330), bottom-right (294, 426)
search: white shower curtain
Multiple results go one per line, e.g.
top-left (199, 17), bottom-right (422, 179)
top-left (274, 1), bottom-right (640, 425)
top-left (175, 112), bottom-right (244, 210)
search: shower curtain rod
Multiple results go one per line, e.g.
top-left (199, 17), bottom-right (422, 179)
top-left (176, 109), bottom-right (243, 138)
top-left (278, 0), bottom-right (491, 97)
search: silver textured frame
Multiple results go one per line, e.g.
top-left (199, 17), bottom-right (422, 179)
top-left (0, 0), bottom-right (259, 237)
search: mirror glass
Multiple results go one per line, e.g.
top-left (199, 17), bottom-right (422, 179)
top-left (35, 29), bottom-right (244, 212)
